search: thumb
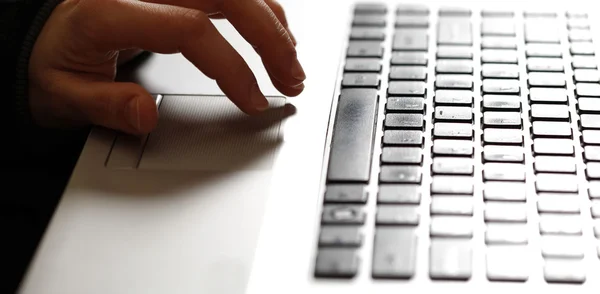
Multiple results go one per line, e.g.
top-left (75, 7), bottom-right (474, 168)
top-left (67, 80), bottom-right (159, 135)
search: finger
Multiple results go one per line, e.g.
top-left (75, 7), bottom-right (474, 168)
top-left (263, 0), bottom-right (297, 46)
top-left (141, 0), bottom-right (305, 87)
top-left (54, 72), bottom-right (158, 135)
top-left (70, 0), bottom-right (269, 114)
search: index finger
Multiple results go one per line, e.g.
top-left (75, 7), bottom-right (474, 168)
top-left (143, 0), bottom-right (306, 88)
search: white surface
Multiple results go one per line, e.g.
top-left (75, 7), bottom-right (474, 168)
top-left (18, 1), bottom-right (600, 294)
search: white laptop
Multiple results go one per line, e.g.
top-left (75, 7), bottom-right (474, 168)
top-left (17, 0), bottom-right (600, 293)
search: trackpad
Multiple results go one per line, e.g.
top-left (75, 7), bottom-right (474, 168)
top-left (137, 95), bottom-right (286, 171)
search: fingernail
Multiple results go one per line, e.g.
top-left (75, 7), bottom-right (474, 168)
top-left (292, 83), bottom-right (305, 90)
top-left (250, 83), bottom-right (269, 111)
top-left (127, 97), bottom-right (140, 131)
top-left (291, 58), bottom-right (306, 82)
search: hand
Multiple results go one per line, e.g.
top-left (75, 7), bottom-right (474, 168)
top-left (28, 0), bottom-right (305, 135)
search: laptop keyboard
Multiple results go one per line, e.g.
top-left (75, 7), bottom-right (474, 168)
top-left (314, 3), bottom-right (600, 284)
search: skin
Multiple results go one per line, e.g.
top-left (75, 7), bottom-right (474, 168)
top-left (28, 0), bottom-right (305, 135)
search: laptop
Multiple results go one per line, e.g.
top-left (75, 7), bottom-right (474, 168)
top-left (17, 0), bottom-right (600, 293)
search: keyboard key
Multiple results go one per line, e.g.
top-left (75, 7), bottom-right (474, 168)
top-left (537, 194), bottom-right (580, 213)
top-left (595, 223), bottom-right (600, 238)
top-left (393, 29), bottom-right (429, 51)
top-left (485, 224), bottom-right (528, 244)
top-left (378, 185), bottom-right (421, 204)
top-left (439, 7), bottom-right (471, 16)
top-left (483, 112), bottom-right (522, 128)
top-left (590, 182), bottom-right (600, 199)
top-left (483, 145), bottom-right (524, 163)
top-left (437, 46), bottom-right (473, 59)
top-left (389, 66), bottom-right (427, 81)
top-left (484, 182), bottom-right (527, 201)
top-left (483, 163), bottom-right (526, 181)
top-left (435, 74), bottom-right (473, 89)
top-left (587, 162), bottom-right (600, 179)
top-left (570, 42), bottom-right (595, 55)
top-left (481, 49), bottom-right (518, 63)
top-left (528, 72), bottom-right (566, 87)
top-left (481, 19), bottom-right (516, 36)
top-left (430, 216), bottom-right (473, 238)
top-left (482, 79), bottom-right (520, 94)
top-left (381, 147), bottom-right (422, 164)
top-left (533, 139), bottom-right (574, 156)
top-left (567, 18), bottom-right (590, 29)
top-left (327, 89), bottom-right (378, 182)
top-left (344, 58), bottom-right (382, 73)
top-left (532, 121), bottom-right (572, 138)
top-left (481, 9), bottom-right (514, 17)
top-left (525, 10), bottom-right (557, 18)
top-left (432, 158), bottom-right (474, 175)
top-left (354, 3), bottom-right (387, 14)
top-left (432, 140), bottom-right (474, 156)
top-left (434, 106), bottom-right (473, 122)
top-left (324, 185), bottom-right (368, 204)
top-left (384, 113), bottom-right (424, 129)
top-left (483, 129), bottom-right (523, 145)
top-left (314, 249), bottom-right (360, 278)
top-left (578, 98), bottom-right (600, 113)
top-left (322, 205), bottom-right (366, 225)
top-left (341, 73), bottom-right (380, 88)
top-left (544, 259), bottom-right (586, 284)
top-left (347, 41), bottom-right (384, 58)
top-left (585, 146), bottom-right (600, 161)
top-left (431, 176), bottom-right (474, 194)
top-left (396, 4), bottom-right (429, 15)
top-left (430, 196), bottom-right (473, 215)
top-left (433, 123), bottom-right (473, 139)
top-left (429, 238), bottom-right (472, 280)
top-left (482, 95), bottom-right (521, 111)
top-left (350, 27), bottom-right (386, 40)
top-left (569, 29), bottom-right (592, 42)
top-left (582, 130), bottom-right (600, 145)
top-left (484, 202), bottom-right (527, 222)
top-left (437, 17), bottom-right (472, 45)
top-left (379, 166), bottom-right (422, 183)
top-left (535, 156), bottom-right (576, 173)
top-left (572, 56), bottom-right (597, 69)
top-left (391, 52), bottom-right (427, 65)
top-left (481, 64), bottom-right (519, 79)
top-left (388, 81), bottom-right (426, 96)
top-left (527, 58), bottom-right (564, 72)
top-left (574, 69), bottom-right (600, 83)
top-left (529, 88), bottom-right (568, 104)
top-left (481, 36), bottom-right (517, 49)
top-left (353, 14), bottom-right (386, 27)
top-left (372, 227), bottom-right (417, 279)
top-left (541, 236), bottom-right (584, 258)
top-left (576, 83), bottom-right (600, 97)
top-left (567, 10), bottom-right (588, 18)
top-left (382, 130), bottom-right (423, 146)
top-left (434, 90), bottom-right (473, 106)
top-left (395, 15), bottom-right (429, 28)
top-left (376, 205), bottom-right (420, 225)
top-left (536, 174), bottom-right (578, 193)
top-left (386, 97), bottom-right (425, 113)
top-left (539, 214), bottom-right (582, 235)
top-left (319, 227), bottom-right (363, 247)
top-left (526, 44), bottom-right (562, 57)
top-left (436, 60), bottom-right (473, 74)
top-left (581, 114), bottom-right (600, 129)
top-left (486, 245), bottom-right (530, 282)
top-left (525, 20), bottom-right (561, 43)
top-left (530, 104), bottom-right (570, 121)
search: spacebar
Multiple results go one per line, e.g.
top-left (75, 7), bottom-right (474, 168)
top-left (327, 89), bottom-right (379, 183)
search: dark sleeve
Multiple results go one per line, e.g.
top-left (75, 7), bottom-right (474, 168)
top-left (1, 0), bottom-right (88, 165)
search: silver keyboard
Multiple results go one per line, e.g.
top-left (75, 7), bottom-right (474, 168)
top-left (314, 2), bottom-right (600, 285)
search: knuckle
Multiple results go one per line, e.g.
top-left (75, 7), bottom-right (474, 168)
top-left (181, 9), bottom-right (211, 39)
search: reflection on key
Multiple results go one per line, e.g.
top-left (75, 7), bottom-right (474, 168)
top-left (429, 238), bottom-right (472, 280)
